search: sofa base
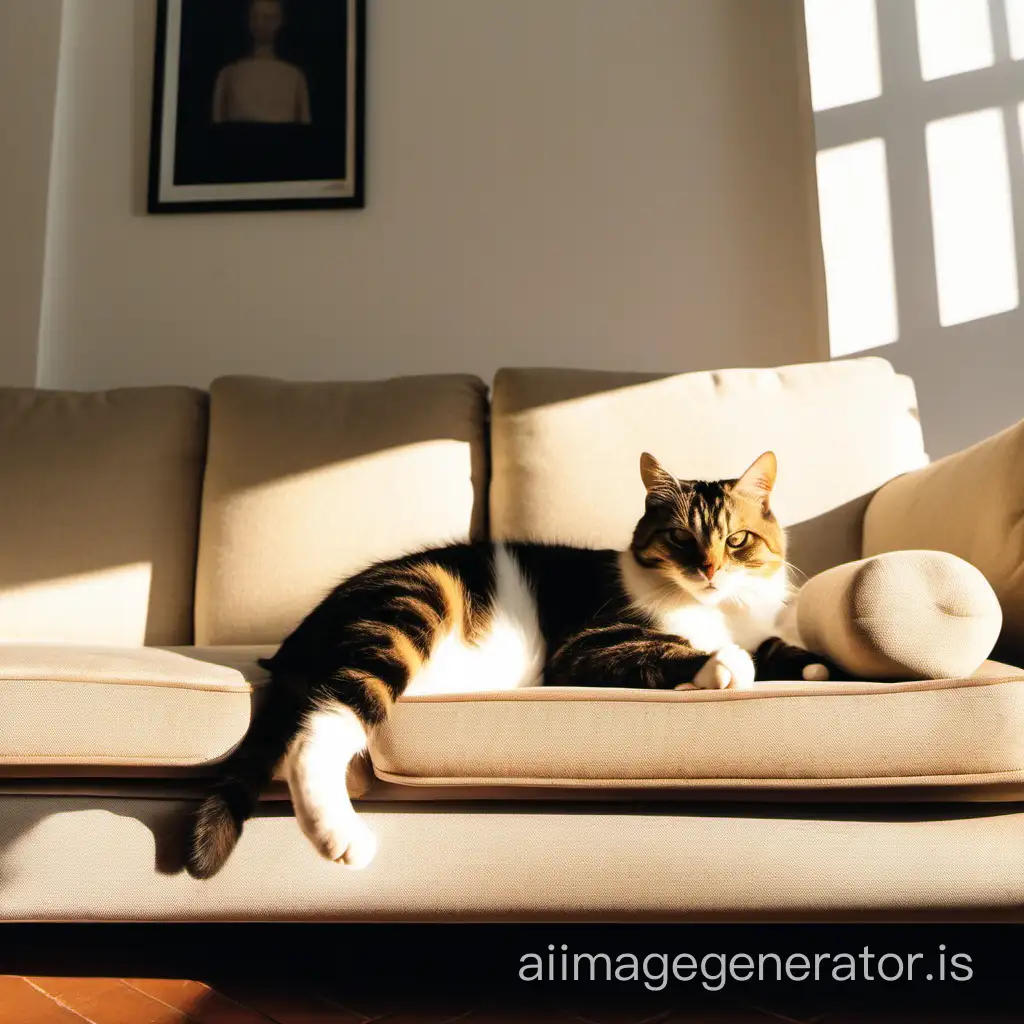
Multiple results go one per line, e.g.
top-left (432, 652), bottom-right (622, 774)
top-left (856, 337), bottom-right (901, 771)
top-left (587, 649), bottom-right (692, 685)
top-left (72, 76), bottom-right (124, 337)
top-left (2, 794), bottom-right (1024, 922)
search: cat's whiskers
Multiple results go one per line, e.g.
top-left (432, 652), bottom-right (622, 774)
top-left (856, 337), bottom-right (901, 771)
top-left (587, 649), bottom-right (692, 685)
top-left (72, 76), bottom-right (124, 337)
top-left (781, 560), bottom-right (809, 588)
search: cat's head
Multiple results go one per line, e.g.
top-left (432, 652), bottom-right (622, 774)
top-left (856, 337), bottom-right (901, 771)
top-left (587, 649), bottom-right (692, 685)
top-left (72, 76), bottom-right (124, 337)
top-left (629, 451), bottom-right (787, 606)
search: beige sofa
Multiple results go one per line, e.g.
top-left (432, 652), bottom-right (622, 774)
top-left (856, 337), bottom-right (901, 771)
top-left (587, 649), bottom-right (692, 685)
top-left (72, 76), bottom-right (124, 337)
top-left (2, 356), bottom-right (1023, 923)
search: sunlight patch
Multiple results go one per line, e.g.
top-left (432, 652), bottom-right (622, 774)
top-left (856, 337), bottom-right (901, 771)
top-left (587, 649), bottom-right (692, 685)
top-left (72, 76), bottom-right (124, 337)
top-left (915, 0), bottom-right (994, 81)
top-left (804, 0), bottom-right (882, 112)
top-left (926, 108), bottom-right (1018, 326)
top-left (816, 138), bottom-right (899, 357)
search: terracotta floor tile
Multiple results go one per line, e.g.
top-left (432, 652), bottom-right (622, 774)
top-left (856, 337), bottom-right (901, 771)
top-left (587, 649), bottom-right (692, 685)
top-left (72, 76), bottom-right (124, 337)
top-left (371, 1011), bottom-right (478, 1024)
top-left (0, 972), bottom-right (1007, 1024)
top-left (0, 977), bottom-right (88, 1024)
top-left (721, 995), bottom-right (826, 1024)
top-left (212, 979), bottom-right (366, 1023)
top-left (458, 1010), bottom-right (573, 1024)
top-left (820, 1013), bottom-right (1018, 1024)
top-left (26, 977), bottom-right (190, 1024)
top-left (659, 1007), bottom-right (784, 1023)
top-left (124, 978), bottom-right (278, 1023)
top-left (568, 1008), bottom-right (677, 1024)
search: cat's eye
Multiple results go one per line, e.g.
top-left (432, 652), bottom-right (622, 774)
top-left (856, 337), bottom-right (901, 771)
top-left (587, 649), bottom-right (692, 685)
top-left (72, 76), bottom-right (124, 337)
top-left (726, 531), bottom-right (752, 549)
top-left (666, 528), bottom-right (693, 548)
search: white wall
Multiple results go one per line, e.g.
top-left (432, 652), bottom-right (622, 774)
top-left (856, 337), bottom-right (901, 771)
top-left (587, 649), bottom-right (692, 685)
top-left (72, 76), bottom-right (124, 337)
top-left (23, 0), bottom-right (825, 389)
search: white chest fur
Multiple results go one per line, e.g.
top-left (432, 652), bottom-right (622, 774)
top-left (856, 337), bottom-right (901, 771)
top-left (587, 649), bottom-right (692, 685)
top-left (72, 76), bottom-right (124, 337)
top-left (654, 598), bottom-right (779, 654)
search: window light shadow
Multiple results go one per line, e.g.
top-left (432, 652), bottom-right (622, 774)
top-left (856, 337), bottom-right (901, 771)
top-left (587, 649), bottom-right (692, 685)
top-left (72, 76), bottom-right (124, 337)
top-left (805, 0), bottom-right (882, 112)
top-left (816, 138), bottom-right (900, 356)
top-left (915, 0), bottom-right (995, 81)
top-left (926, 107), bottom-right (1019, 326)
top-left (805, 0), bottom-right (1024, 454)
top-left (1007, 0), bottom-right (1024, 59)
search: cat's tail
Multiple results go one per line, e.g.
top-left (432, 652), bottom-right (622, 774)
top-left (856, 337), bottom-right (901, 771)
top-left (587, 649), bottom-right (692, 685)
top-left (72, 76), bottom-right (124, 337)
top-left (185, 667), bottom-right (307, 879)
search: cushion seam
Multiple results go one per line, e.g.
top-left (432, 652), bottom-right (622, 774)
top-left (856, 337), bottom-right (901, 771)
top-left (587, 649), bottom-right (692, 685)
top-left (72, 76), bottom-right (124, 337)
top-left (372, 767), bottom-right (1024, 786)
top-left (396, 675), bottom-right (1024, 705)
top-left (0, 676), bottom-right (261, 693)
top-left (0, 754), bottom-right (237, 765)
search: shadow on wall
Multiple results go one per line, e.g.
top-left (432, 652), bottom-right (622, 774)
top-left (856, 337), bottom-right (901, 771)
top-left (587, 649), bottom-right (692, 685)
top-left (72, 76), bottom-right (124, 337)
top-left (807, 0), bottom-right (1024, 458)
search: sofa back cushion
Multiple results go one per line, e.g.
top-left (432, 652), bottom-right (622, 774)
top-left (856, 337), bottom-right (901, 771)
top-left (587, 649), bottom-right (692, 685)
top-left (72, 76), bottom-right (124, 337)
top-left (490, 357), bottom-right (927, 578)
top-left (0, 387), bottom-right (208, 645)
top-left (194, 375), bottom-right (488, 645)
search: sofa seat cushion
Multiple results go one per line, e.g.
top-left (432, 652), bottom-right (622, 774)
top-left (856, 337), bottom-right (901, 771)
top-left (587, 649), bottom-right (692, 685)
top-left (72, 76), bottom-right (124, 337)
top-left (370, 665), bottom-right (1024, 795)
top-left (4, 645), bottom-right (1023, 803)
top-left (0, 644), bottom-right (272, 769)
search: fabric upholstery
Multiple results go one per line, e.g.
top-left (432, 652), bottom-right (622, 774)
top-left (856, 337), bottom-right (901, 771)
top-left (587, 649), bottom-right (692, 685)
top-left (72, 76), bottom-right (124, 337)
top-left (194, 375), bottom-right (489, 645)
top-left (3, 643), bottom-right (1022, 798)
top-left (370, 672), bottom-right (1024, 791)
top-left (797, 551), bottom-right (1002, 680)
top-left (490, 357), bottom-right (927, 579)
top-left (2, 792), bottom-right (1024, 921)
top-left (0, 386), bottom-right (207, 645)
top-left (0, 644), bottom-right (269, 768)
top-left (863, 417), bottom-right (1024, 666)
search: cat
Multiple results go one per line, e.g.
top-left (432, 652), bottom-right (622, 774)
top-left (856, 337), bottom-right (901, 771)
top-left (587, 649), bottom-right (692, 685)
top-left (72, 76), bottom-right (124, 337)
top-left (186, 450), bottom-right (833, 879)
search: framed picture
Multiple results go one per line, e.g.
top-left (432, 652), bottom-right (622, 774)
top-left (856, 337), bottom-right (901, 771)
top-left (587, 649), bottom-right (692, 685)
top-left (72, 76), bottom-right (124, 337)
top-left (148, 0), bottom-right (365, 213)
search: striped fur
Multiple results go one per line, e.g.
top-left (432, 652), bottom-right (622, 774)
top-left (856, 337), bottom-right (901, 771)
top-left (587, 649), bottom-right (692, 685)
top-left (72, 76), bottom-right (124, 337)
top-left (186, 451), bottom-right (835, 878)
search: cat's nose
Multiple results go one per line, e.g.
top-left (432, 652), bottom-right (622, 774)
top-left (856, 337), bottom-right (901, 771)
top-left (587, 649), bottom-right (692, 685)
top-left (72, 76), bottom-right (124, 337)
top-left (701, 562), bottom-right (717, 580)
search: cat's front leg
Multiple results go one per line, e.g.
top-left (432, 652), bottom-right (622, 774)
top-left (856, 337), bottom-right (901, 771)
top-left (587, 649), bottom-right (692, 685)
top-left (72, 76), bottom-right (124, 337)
top-left (546, 622), bottom-right (710, 689)
top-left (285, 703), bottom-right (378, 869)
top-left (754, 636), bottom-right (837, 682)
top-left (687, 643), bottom-right (756, 691)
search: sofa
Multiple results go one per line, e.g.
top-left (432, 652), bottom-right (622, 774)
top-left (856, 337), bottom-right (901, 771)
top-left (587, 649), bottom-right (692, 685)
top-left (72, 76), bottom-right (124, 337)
top-left (1, 355), bottom-right (1023, 923)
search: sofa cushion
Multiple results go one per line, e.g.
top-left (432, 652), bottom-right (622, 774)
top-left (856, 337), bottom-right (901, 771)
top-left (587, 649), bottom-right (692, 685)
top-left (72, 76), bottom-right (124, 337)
top-left (6, 794), bottom-right (1024, 922)
top-left (5, 644), bottom-right (1022, 802)
top-left (864, 416), bottom-right (1024, 667)
top-left (0, 386), bottom-right (207, 645)
top-left (0, 644), bottom-right (269, 769)
top-left (194, 375), bottom-right (489, 646)
top-left (796, 550), bottom-right (1003, 681)
top-left (490, 357), bottom-right (927, 579)
top-left (370, 666), bottom-right (1024, 794)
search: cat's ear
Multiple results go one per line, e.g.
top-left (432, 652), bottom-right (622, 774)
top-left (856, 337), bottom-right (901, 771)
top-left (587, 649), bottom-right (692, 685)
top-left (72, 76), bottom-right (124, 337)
top-left (639, 452), bottom-right (676, 493)
top-left (734, 451), bottom-right (777, 506)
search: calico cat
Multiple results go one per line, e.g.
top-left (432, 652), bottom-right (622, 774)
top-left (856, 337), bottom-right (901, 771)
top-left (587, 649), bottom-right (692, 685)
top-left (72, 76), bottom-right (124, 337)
top-left (186, 450), bottom-right (832, 878)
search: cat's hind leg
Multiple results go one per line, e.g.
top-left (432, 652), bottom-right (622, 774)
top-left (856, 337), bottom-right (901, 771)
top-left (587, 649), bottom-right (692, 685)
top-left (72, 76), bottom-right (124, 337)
top-left (285, 701), bottom-right (378, 869)
top-left (282, 555), bottom-right (492, 867)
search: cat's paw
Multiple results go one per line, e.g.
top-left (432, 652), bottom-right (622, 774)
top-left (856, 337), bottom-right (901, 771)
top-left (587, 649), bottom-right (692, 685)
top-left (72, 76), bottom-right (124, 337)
top-left (802, 662), bottom-right (830, 681)
top-left (302, 812), bottom-right (378, 869)
top-left (691, 644), bottom-right (756, 690)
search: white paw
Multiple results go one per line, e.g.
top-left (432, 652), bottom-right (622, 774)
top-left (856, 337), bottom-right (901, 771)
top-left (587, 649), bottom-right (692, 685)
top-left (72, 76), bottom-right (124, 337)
top-left (802, 662), bottom-right (830, 681)
top-left (302, 812), bottom-right (378, 869)
top-left (693, 643), bottom-right (755, 690)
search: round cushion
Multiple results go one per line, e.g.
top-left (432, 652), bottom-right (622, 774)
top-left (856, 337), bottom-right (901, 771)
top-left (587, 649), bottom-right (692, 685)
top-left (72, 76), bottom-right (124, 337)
top-left (796, 550), bottom-right (1002, 680)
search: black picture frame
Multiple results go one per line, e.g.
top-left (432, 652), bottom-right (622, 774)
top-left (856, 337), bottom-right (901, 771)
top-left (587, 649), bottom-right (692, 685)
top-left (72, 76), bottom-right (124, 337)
top-left (148, 0), bottom-right (366, 213)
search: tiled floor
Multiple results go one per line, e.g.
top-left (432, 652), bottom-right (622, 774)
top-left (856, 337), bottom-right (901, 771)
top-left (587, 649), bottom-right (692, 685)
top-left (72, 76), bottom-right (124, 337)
top-left (3, 974), bottom-right (1021, 1023)
top-left (1, 925), bottom-right (1019, 1023)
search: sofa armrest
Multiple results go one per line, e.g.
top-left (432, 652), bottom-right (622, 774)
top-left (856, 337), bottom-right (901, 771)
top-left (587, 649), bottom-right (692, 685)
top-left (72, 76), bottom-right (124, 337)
top-left (863, 418), bottom-right (1024, 664)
